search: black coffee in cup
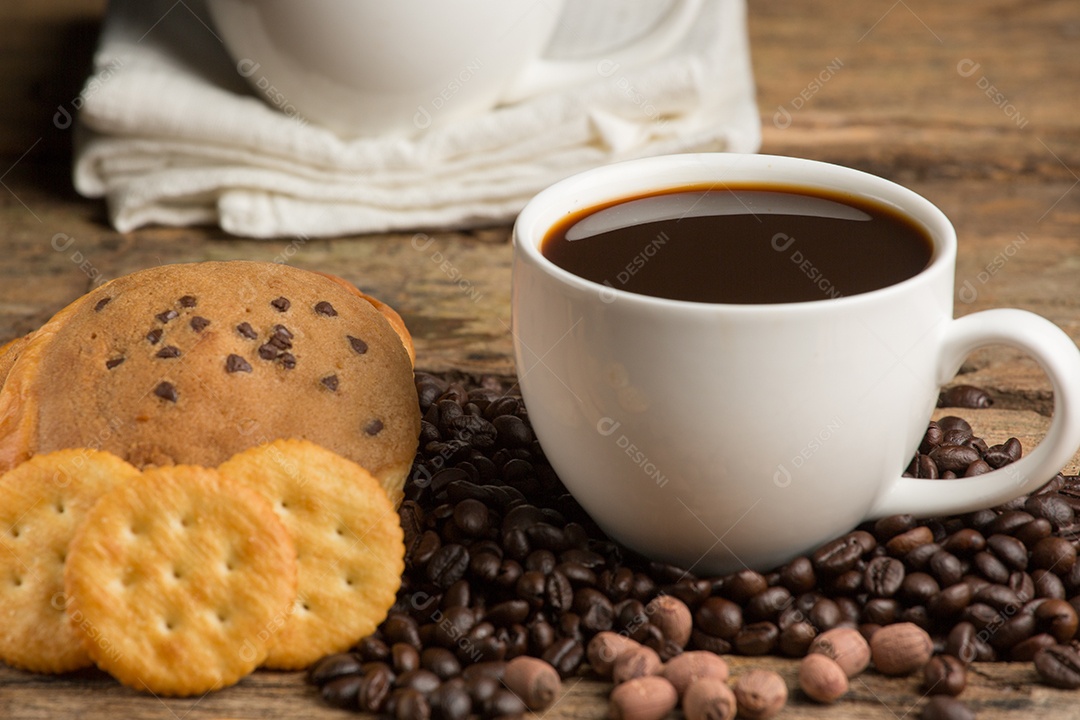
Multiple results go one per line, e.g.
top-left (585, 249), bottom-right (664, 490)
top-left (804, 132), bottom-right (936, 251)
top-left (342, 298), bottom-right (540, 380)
top-left (540, 185), bottom-right (934, 304)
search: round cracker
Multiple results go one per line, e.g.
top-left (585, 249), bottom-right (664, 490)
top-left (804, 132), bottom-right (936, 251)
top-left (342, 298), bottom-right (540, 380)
top-left (63, 465), bottom-right (297, 696)
top-left (0, 449), bottom-right (141, 673)
top-left (218, 439), bottom-right (404, 669)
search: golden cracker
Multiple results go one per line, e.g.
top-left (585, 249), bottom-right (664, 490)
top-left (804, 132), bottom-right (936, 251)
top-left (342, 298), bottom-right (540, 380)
top-left (63, 465), bottom-right (297, 696)
top-left (0, 449), bottom-right (141, 673)
top-left (218, 439), bottom-right (404, 670)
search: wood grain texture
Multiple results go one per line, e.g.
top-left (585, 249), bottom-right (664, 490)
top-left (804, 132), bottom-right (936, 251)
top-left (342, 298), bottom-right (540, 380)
top-left (0, 0), bottom-right (1078, 717)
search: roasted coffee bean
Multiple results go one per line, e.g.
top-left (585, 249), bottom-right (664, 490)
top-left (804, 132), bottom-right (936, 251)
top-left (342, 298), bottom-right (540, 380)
top-left (663, 578), bottom-right (712, 608)
top-left (695, 597), bottom-right (743, 640)
top-left (486, 600), bottom-right (530, 627)
top-left (558, 612), bottom-right (584, 644)
top-left (913, 454), bottom-right (939, 479)
top-left (960, 602), bottom-right (1000, 632)
top-left (615, 599), bottom-right (648, 632)
top-left (779, 621), bottom-right (817, 657)
top-left (1026, 495), bottom-right (1075, 529)
top-left (395, 669), bottom-right (442, 694)
top-left (421, 648), bottom-right (462, 680)
top-left (746, 586), bottom-right (792, 622)
top-left (356, 666), bottom-right (394, 714)
top-left (484, 688), bottom-right (528, 717)
top-left (989, 613), bottom-right (1036, 651)
top-left (1035, 644), bottom-right (1080, 688)
top-left (942, 528), bottom-right (986, 556)
top-left (779, 556), bottom-right (817, 594)
top-left (464, 674), bottom-right (500, 709)
top-left (515, 570), bottom-right (546, 608)
top-left (322, 674), bottom-right (363, 709)
top-left (920, 696), bottom-right (975, 720)
top-left (973, 551), bottom-right (1010, 584)
top-left (691, 628), bottom-right (733, 655)
top-left (917, 422), bottom-right (944, 453)
top-left (862, 598), bottom-right (901, 626)
top-left (541, 637), bottom-right (584, 678)
top-left (1016, 518), bottom-right (1054, 549)
top-left (829, 569), bottom-right (865, 596)
top-left (939, 384), bottom-right (992, 409)
top-left (1033, 569), bottom-right (1067, 600)
top-left (809, 598), bottom-right (843, 631)
top-left (987, 534), bottom-right (1028, 571)
top-left (929, 551), bottom-right (964, 588)
top-left (556, 562), bottom-right (597, 587)
top-left (433, 607), bottom-right (476, 648)
top-left (442, 580), bottom-right (471, 609)
top-left (452, 499), bottom-right (489, 536)
top-left (495, 559), bottom-right (523, 588)
top-left (964, 459), bottom-right (992, 477)
top-left (394, 688), bottom-right (431, 720)
top-left (923, 654), bottom-right (966, 696)
top-left (812, 534), bottom-right (866, 575)
top-left (1036, 598), bottom-right (1079, 643)
top-left (524, 549), bottom-right (556, 574)
top-left (384, 614), bottom-right (423, 650)
top-left (929, 445), bottom-right (980, 473)
top-left (875, 514), bottom-right (918, 541)
top-left (864, 556), bottom-right (905, 597)
top-left (945, 622), bottom-right (978, 664)
top-left (358, 636), bottom-right (391, 663)
top-left (724, 570), bottom-right (769, 604)
top-left (310, 653), bottom-right (364, 685)
top-left (899, 573), bottom-right (940, 605)
top-left (734, 621), bottom-right (779, 656)
top-left (411, 530), bottom-right (442, 567)
top-left (986, 510), bottom-right (1035, 536)
top-left (392, 644), bottom-right (421, 674)
top-left (888, 526), bottom-right (935, 556)
top-left (1011, 633), bottom-right (1058, 661)
top-left (429, 682), bottom-right (472, 720)
top-left (575, 588), bottom-right (615, 632)
top-left (906, 542), bottom-right (943, 571)
top-left (927, 584), bottom-right (973, 619)
top-left (1032, 536), bottom-right (1077, 574)
top-left (1009, 571), bottom-right (1036, 602)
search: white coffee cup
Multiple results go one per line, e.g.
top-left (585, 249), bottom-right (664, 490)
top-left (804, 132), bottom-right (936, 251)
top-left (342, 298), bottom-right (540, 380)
top-left (511, 153), bottom-right (1080, 575)
top-left (205, 0), bottom-right (703, 138)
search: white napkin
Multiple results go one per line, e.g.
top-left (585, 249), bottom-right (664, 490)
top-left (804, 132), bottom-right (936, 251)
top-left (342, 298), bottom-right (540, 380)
top-left (73, 0), bottom-right (760, 238)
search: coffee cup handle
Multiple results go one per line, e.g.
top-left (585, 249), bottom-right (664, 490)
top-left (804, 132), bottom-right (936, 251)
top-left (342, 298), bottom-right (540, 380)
top-left (868, 308), bottom-right (1080, 519)
top-left (498, 0), bottom-right (705, 104)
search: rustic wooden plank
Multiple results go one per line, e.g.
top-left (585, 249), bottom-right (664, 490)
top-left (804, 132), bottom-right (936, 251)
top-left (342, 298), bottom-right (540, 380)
top-left (0, 0), bottom-right (1078, 717)
top-left (0, 655), bottom-right (1074, 720)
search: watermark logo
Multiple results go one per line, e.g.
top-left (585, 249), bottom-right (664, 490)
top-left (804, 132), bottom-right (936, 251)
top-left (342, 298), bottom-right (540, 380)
top-left (237, 60), bottom-right (309, 127)
top-left (771, 233), bottom-right (843, 300)
top-left (411, 233), bottom-right (484, 303)
top-left (54, 58), bottom-right (124, 129)
top-left (773, 58), bottom-right (844, 129)
top-left (957, 59), bottom-right (1029, 129)
top-left (774, 416), bottom-right (844, 487)
top-left (597, 417), bottom-right (668, 488)
top-left (414, 59), bottom-right (484, 130)
top-left (957, 231), bottom-right (1028, 304)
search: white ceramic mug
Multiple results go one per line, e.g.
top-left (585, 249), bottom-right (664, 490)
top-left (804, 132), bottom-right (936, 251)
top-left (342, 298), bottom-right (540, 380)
top-left (205, 0), bottom-right (703, 137)
top-left (511, 153), bottom-right (1080, 575)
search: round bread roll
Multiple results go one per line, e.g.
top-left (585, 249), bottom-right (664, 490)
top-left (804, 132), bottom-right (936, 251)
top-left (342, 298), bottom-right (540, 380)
top-left (0, 261), bottom-right (419, 505)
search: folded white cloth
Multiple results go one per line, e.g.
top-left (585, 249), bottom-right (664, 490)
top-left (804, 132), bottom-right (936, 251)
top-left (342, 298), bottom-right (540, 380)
top-left (73, 0), bottom-right (760, 238)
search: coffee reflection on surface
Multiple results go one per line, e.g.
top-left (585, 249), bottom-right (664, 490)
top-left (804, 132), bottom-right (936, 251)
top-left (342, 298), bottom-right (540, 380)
top-left (540, 185), bottom-right (934, 304)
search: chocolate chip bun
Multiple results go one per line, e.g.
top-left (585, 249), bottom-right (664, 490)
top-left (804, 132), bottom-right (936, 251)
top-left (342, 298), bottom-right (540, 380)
top-left (0, 261), bottom-right (419, 505)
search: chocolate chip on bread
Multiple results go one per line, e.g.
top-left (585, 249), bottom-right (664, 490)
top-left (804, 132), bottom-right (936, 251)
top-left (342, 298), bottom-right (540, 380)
top-left (0, 261), bottom-right (419, 505)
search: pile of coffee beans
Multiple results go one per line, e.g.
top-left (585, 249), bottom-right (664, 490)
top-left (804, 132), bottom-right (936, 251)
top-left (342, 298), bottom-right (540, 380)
top-left (308, 374), bottom-right (1080, 719)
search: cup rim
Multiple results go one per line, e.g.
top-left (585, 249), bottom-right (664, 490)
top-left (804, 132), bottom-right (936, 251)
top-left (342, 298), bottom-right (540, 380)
top-left (512, 153), bottom-right (957, 313)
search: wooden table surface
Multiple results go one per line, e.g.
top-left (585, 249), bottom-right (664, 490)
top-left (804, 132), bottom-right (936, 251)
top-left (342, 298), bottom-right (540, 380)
top-left (2, 0), bottom-right (1080, 717)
